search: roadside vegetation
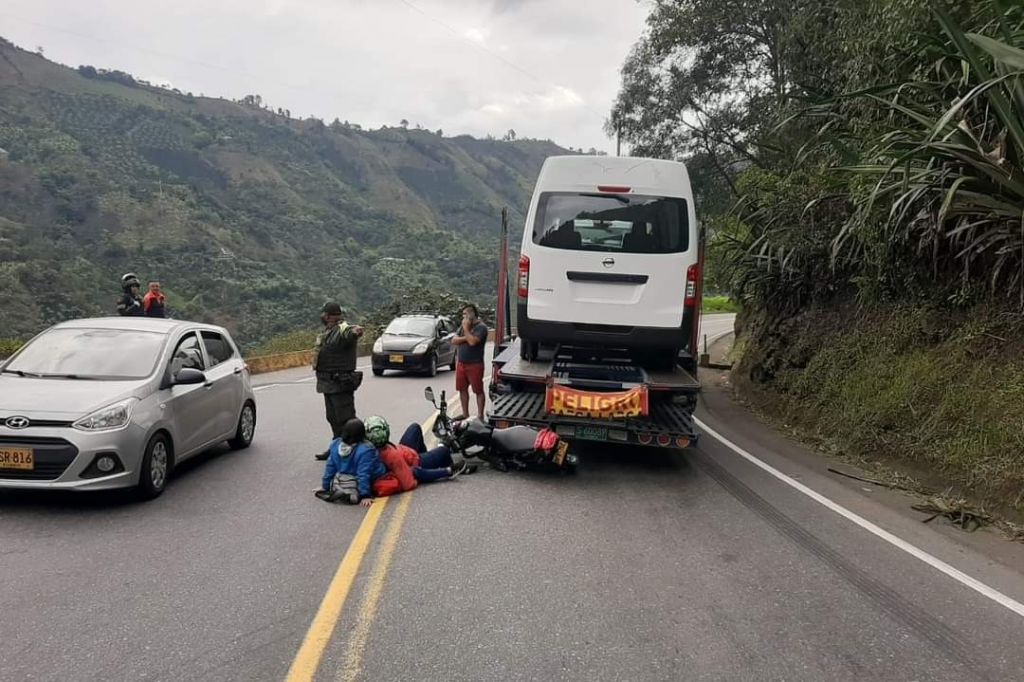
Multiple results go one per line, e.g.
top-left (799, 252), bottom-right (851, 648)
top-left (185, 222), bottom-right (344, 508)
top-left (701, 295), bottom-right (740, 314)
top-left (613, 0), bottom-right (1024, 516)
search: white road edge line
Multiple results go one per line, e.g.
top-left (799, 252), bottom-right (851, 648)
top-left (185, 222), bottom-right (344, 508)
top-left (695, 417), bottom-right (1024, 619)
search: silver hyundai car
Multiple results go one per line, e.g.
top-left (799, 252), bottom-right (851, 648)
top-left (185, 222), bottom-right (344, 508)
top-left (0, 318), bottom-right (257, 499)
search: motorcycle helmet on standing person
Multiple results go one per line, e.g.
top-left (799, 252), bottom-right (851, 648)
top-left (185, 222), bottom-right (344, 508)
top-left (121, 272), bottom-right (141, 291)
top-left (364, 415), bottom-right (390, 448)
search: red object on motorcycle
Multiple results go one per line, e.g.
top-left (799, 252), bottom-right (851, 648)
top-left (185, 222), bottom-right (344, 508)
top-left (534, 428), bottom-right (560, 452)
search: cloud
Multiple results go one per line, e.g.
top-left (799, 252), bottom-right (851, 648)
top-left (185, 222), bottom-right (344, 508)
top-left (463, 27), bottom-right (489, 44)
top-left (3, 0), bottom-right (649, 150)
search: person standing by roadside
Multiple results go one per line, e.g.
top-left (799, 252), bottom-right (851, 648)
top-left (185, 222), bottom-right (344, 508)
top-left (143, 281), bottom-right (167, 318)
top-left (313, 302), bottom-right (365, 461)
top-left (451, 304), bottom-right (488, 419)
top-left (116, 273), bottom-right (145, 317)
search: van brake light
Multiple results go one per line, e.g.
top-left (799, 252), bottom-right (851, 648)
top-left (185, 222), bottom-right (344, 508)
top-left (685, 264), bottom-right (699, 306)
top-left (597, 185), bottom-right (631, 193)
top-left (517, 255), bottom-right (530, 298)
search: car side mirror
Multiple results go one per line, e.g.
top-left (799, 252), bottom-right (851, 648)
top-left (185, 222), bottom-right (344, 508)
top-left (174, 368), bottom-right (207, 385)
top-left (424, 387), bottom-right (436, 405)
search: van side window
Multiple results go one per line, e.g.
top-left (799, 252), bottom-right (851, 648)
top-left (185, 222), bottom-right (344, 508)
top-left (533, 192), bottom-right (689, 254)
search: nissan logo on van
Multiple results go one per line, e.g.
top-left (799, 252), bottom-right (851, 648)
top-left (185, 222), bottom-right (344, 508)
top-left (602, 258), bottom-right (615, 268)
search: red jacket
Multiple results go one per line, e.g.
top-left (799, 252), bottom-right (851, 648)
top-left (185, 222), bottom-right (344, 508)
top-left (143, 291), bottom-right (166, 318)
top-left (375, 443), bottom-right (420, 494)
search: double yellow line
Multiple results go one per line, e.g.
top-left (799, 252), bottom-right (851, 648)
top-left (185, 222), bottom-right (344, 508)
top-left (285, 397), bottom-right (462, 682)
top-left (286, 493), bottom-right (414, 681)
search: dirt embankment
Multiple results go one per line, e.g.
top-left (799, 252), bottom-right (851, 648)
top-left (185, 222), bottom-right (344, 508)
top-left (730, 303), bottom-right (1024, 522)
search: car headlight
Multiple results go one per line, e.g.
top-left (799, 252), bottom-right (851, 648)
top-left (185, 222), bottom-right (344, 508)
top-left (73, 398), bottom-right (137, 432)
top-left (413, 340), bottom-right (431, 354)
top-left (373, 338), bottom-right (383, 353)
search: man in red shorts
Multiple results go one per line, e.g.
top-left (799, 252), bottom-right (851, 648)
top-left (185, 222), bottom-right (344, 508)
top-left (451, 304), bottom-right (488, 419)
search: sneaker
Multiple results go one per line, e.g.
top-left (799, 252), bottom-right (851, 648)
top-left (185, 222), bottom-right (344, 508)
top-left (314, 451), bottom-right (329, 461)
top-left (449, 460), bottom-right (479, 478)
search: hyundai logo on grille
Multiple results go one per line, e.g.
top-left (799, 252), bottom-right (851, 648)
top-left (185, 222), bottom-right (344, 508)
top-left (5, 416), bottom-right (30, 429)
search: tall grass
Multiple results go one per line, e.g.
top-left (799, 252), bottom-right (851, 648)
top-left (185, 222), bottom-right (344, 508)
top-left (837, 5), bottom-right (1024, 305)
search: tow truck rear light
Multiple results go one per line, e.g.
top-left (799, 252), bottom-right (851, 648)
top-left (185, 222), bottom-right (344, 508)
top-left (685, 264), bottom-right (699, 306)
top-left (517, 255), bottom-right (530, 298)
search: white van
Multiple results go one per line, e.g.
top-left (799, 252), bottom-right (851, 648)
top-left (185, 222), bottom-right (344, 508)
top-left (516, 155), bottom-right (701, 365)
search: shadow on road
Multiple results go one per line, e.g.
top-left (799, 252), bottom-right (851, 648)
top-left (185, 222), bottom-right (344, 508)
top-left (0, 443), bottom-right (244, 513)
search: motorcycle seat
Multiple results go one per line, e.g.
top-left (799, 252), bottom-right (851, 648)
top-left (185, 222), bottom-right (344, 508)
top-left (490, 425), bottom-right (540, 455)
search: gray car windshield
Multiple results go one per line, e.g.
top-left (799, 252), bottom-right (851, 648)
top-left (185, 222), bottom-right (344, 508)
top-left (4, 328), bottom-right (165, 380)
top-left (384, 319), bottom-right (436, 337)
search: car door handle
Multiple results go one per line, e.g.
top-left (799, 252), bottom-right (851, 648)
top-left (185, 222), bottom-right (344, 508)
top-left (233, 367), bottom-right (243, 374)
top-left (204, 381), bottom-right (214, 389)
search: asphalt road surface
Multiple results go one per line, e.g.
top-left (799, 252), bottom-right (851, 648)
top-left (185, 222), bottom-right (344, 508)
top-left (3, 314), bottom-right (1024, 681)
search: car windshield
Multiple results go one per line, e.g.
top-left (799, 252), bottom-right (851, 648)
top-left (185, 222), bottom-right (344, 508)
top-left (3, 327), bottom-right (165, 380)
top-left (384, 318), bottom-right (436, 337)
top-left (533, 192), bottom-right (689, 254)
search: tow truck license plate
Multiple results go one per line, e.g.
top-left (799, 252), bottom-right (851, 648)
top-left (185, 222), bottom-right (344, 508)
top-left (577, 426), bottom-right (608, 442)
top-left (0, 447), bottom-right (34, 470)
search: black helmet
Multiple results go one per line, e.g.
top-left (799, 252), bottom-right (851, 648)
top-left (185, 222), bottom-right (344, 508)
top-left (322, 301), bottom-right (345, 317)
top-left (121, 272), bottom-right (141, 289)
top-left (340, 418), bottom-right (366, 445)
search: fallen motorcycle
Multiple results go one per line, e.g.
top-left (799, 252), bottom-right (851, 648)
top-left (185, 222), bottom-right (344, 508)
top-left (424, 387), bottom-right (577, 473)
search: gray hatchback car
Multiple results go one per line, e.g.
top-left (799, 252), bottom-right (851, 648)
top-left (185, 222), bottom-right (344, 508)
top-left (0, 318), bottom-right (257, 499)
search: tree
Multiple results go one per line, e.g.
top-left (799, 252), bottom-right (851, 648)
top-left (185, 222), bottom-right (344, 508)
top-left (503, 129), bottom-right (517, 141)
top-left (400, 119), bottom-right (409, 129)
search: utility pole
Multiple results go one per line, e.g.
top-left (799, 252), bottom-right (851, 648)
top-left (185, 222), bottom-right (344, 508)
top-left (616, 119), bottom-right (622, 157)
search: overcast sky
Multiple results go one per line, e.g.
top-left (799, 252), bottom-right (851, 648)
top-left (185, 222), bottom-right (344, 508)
top-left (1, 0), bottom-right (650, 151)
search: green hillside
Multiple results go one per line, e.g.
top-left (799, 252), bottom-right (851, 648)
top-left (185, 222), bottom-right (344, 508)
top-left (0, 38), bottom-right (565, 348)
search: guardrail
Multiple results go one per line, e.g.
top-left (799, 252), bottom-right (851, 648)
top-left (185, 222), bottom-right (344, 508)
top-left (243, 330), bottom-right (497, 375)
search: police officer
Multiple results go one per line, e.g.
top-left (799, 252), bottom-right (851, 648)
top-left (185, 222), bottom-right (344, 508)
top-left (313, 302), bottom-right (365, 460)
top-left (116, 273), bottom-right (145, 316)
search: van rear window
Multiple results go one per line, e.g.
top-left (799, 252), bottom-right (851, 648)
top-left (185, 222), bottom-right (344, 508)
top-left (532, 192), bottom-right (689, 254)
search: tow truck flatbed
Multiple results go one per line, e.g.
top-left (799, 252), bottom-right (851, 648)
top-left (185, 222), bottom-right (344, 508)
top-left (494, 341), bottom-right (700, 392)
top-left (488, 338), bottom-right (700, 448)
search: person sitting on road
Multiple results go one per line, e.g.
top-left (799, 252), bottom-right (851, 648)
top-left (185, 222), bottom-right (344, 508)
top-left (315, 418), bottom-right (386, 507)
top-left (364, 415), bottom-right (475, 495)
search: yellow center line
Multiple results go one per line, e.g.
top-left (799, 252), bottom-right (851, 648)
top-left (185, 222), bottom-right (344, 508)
top-left (286, 396), bottom-right (456, 681)
top-left (285, 497), bottom-right (389, 682)
top-left (338, 492), bottom-right (414, 682)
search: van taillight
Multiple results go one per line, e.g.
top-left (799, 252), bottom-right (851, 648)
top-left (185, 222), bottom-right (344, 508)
top-left (518, 255), bottom-right (530, 298)
top-left (685, 264), bottom-right (699, 306)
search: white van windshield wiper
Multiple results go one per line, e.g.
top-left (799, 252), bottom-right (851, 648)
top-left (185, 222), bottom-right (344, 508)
top-left (580, 192), bottom-right (630, 204)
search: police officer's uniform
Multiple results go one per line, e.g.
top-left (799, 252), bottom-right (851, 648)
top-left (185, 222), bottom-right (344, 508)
top-left (313, 304), bottom-right (363, 456)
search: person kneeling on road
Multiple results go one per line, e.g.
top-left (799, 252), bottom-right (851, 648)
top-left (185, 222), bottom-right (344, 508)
top-left (314, 418), bottom-right (386, 507)
top-left (364, 416), bottom-right (475, 495)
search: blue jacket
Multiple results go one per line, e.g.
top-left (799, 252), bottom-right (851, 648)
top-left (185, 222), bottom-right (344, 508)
top-left (321, 439), bottom-right (387, 498)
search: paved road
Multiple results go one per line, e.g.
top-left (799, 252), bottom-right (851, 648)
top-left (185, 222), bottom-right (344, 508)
top-left (4, 314), bottom-right (1024, 681)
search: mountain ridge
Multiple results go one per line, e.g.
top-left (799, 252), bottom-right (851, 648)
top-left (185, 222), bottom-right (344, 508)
top-left (0, 37), bottom-right (568, 347)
